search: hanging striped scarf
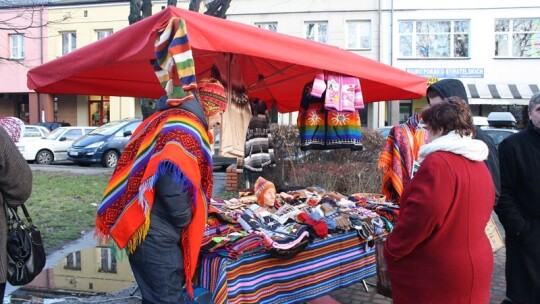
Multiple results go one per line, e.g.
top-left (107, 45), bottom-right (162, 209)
top-left (378, 116), bottom-right (428, 203)
top-left (153, 17), bottom-right (197, 105)
top-left (95, 108), bottom-right (213, 297)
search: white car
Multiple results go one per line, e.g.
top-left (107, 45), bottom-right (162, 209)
top-left (16, 126), bottom-right (96, 164)
top-left (19, 125), bottom-right (50, 143)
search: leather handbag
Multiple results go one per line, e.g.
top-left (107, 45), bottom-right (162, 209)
top-left (4, 203), bottom-right (46, 286)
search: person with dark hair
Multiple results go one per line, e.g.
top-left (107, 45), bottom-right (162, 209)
top-left (495, 92), bottom-right (540, 304)
top-left (0, 119), bottom-right (32, 300)
top-left (426, 78), bottom-right (500, 205)
top-left (384, 97), bottom-right (495, 303)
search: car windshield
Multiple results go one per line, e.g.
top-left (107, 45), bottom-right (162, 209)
top-left (46, 127), bottom-right (67, 140)
top-left (90, 121), bottom-right (129, 136)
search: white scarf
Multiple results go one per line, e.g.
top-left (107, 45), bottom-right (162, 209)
top-left (417, 131), bottom-right (488, 164)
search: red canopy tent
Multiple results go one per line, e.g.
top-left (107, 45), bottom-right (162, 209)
top-left (27, 6), bottom-right (426, 113)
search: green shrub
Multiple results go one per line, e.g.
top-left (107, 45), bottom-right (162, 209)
top-left (267, 124), bottom-right (385, 195)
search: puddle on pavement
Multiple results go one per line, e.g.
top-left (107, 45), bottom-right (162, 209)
top-left (6, 246), bottom-right (136, 303)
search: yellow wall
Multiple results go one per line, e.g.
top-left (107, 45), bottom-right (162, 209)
top-left (46, 1), bottom-right (189, 121)
top-left (53, 247), bottom-right (135, 293)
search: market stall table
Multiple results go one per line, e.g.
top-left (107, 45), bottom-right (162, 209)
top-left (197, 231), bottom-right (376, 304)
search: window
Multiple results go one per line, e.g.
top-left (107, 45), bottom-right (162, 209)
top-left (63, 129), bottom-right (82, 140)
top-left (61, 31), bottom-right (76, 55)
top-left (24, 127), bottom-right (43, 138)
top-left (346, 21), bottom-right (371, 50)
top-left (255, 22), bottom-right (277, 32)
top-left (98, 247), bottom-right (117, 273)
top-left (305, 21), bottom-right (328, 43)
top-left (495, 18), bottom-right (540, 57)
top-left (64, 251), bottom-right (81, 270)
top-left (9, 34), bottom-right (24, 59)
top-left (398, 20), bottom-right (470, 58)
top-left (96, 29), bottom-right (113, 40)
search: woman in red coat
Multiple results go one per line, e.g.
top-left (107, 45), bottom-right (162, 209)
top-left (384, 97), bottom-right (495, 304)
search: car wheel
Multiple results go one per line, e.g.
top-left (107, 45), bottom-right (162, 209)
top-left (102, 150), bottom-right (119, 168)
top-left (35, 150), bottom-right (53, 165)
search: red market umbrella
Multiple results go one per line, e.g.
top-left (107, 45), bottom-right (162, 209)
top-left (27, 6), bottom-right (426, 113)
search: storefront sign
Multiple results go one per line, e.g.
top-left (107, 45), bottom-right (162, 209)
top-left (406, 68), bottom-right (484, 78)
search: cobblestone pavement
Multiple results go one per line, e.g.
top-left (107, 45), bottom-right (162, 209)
top-left (329, 213), bottom-right (507, 304)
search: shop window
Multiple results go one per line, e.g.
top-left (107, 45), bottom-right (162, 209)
top-left (64, 251), bottom-right (81, 270)
top-left (399, 102), bottom-right (413, 123)
top-left (89, 96), bottom-right (110, 126)
top-left (61, 31), bottom-right (77, 55)
top-left (96, 29), bottom-right (113, 40)
top-left (305, 21), bottom-right (328, 43)
top-left (255, 22), bottom-right (277, 32)
top-left (346, 20), bottom-right (371, 50)
top-left (398, 20), bottom-right (469, 58)
top-left (495, 18), bottom-right (540, 57)
top-left (9, 34), bottom-right (24, 59)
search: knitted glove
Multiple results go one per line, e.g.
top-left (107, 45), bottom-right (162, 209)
top-left (334, 213), bottom-right (351, 230)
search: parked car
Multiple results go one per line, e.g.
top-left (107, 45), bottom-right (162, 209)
top-left (34, 121), bottom-right (71, 131)
top-left (16, 126), bottom-right (96, 164)
top-left (375, 126), bottom-right (393, 138)
top-left (487, 112), bottom-right (516, 128)
top-left (483, 128), bottom-right (518, 149)
top-left (473, 116), bottom-right (489, 128)
top-left (68, 118), bottom-right (142, 168)
top-left (19, 125), bottom-right (50, 143)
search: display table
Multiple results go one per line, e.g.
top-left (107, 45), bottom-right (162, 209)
top-left (197, 231), bottom-right (376, 304)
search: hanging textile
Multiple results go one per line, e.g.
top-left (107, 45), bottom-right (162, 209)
top-left (311, 71), bottom-right (364, 112)
top-left (244, 99), bottom-right (275, 172)
top-left (297, 82), bottom-right (363, 151)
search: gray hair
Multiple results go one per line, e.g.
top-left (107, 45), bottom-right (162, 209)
top-left (530, 92), bottom-right (540, 110)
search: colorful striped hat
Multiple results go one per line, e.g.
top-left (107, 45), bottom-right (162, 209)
top-left (198, 77), bottom-right (227, 117)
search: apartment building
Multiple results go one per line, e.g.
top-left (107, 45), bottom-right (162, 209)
top-left (0, 0), bottom-right (184, 126)
top-left (2, 0), bottom-right (538, 127)
top-left (225, 0), bottom-right (539, 127)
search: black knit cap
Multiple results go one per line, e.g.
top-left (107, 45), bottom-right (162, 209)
top-left (426, 79), bottom-right (468, 104)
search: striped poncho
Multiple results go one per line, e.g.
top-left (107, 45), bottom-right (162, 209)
top-left (378, 114), bottom-right (428, 203)
top-left (95, 108), bottom-right (213, 297)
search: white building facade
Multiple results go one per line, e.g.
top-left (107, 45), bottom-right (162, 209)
top-left (225, 0), bottom-right (540, 127)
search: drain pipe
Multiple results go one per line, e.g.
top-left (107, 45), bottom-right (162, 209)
top-left (39, 6), bottom-right (44, 122)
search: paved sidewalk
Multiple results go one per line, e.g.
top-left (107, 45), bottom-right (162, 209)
top-left (329, 214), bottom-right (507, 304)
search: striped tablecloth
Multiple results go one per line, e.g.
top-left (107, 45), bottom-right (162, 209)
top-left (197, 231), bottom-right (376, 304)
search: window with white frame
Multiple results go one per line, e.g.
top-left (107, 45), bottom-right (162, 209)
top-left (61, 31), bottom-right (77, 55)
top-left (64, 251), bottom-right (81, 270)
top-left (398, 20), bottom-right (470, 58)
top-left (346, 20), bottom-right (371, 50)
top-left (96, 29), bottom-right (113, 40)
top-left (9, 34), bottom-right (25, 59)
top-left (98, 247), bottom-right (117, 273)
top-left (305, 21), bottom-right (328, 43)
top-left (255, 22), bottom-right (277, 32)
top-left (495, 18), bottom-right (540, 58)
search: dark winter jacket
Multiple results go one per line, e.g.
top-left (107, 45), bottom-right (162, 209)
top-left (149, 171), bottom-right (192, 242)
top-left (0, 127), bottom-right (32, 283)
top-left (495, 121), bottom-right (540, 303)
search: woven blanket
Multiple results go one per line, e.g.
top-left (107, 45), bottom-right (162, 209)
top-left (379, 118), bottom-right (427, 202)
top-left (95, 108), bottom-right (213, 296)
